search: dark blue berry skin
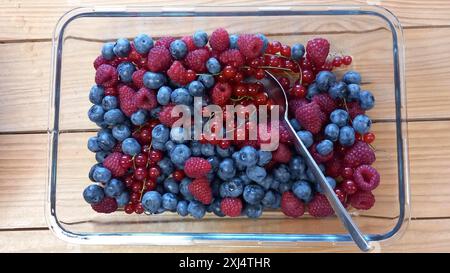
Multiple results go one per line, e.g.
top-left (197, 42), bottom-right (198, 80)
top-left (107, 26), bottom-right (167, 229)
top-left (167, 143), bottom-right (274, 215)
top-left (131, 109), bottom-right (148, 126)
top-left (315, 177), bottom-right (337, 193)
top-left (152, 141), bottom-right (166, 151)
top-left (113, 38), bottom-right (131, 57)
top-left (324, 123), bottom-right (340, 142)
top-left (188, 80), bottom-right (205, 97)
top-left (328, 81), bottom-right (347, 100)
top-left (330, 109), bottom-right (349, 127)
top-left (207, 156), bottom-right (220, 172)
top-left (246, 165), bottom-right (267, 183)
top-left (134, 34), bottom-right (153, 54)
top-left (92, 166), bottom-right (112, 183)
top-left (142, 191), bottom-right (162, 214)
top-left (176, 200), bottom-right (189, 216)
top-left (359, 90), bottom-right (375, 110)
top-left (180, 177), bottom-right (194, 201)
top-left (104, 109), bottom-right (125, 126)
top-left (236, 146), bottom-right (258, 167)
top-left (270, 179), bottom-right (280, 191)
top-left (273, 164), bottom-right (291, 182)
top-left (158, 157), bottom-right (174, 176)
top-left (115, 191), bottom-right (130, 207)
top-left (216, 145), bottom-right (234, 158)
top-left (261, 190), bottom-right (276, 207)
top-left (306, 83), bottom-right (319, 100)
top-left (257, 150), bottom-right (272, 166)
top-left (316, 71), bottom-right (337, 92)
top-left (201, 143), bottom-right (215, 157)
top-left (244, 204), bottom-right (263, 218)
top-left (83, 184), bottom-right (105, 204)
top-left (112, 124), bottom-right (131, 141)
top-left (193, 30), bottom-right (208, 48)
top-left (316, 139), bottom-right (334, 156)
top-left (270, 193), bottom-right (282, 209)
top-left (170, 144), bottom-right (191, 165)
top-left (157, 86), bottom-right (172, 105)
top-left (206, 57), bottom-right (221, 74)
top-left (297, 130), bottom-right (314, 148)
top-left (101, 95), bottom-right (118, 111)
top-left (256, 33), bottom-right (269, 53)
top-left (352, 114), bottom-right (372, 134)
top-left (97, 131), bottom-right (116, 151)
top-left (339, 126), bottom-right (356, 147)
top-left (256, 174), bottom-right (273, 190)
top-left (143, 72), bottom-right (167, 89)
top-left (218, 158), bottom-right (236, 181)
top-left (169, 39), bottom-right (188, 59)
top-left (150, 106), bottom-right (162, 119)
top-left (291, 43), bottom-right (305, 61)
top-left (219, 177), bottom-right (244, 198)
top-left (188, 200), bottom-right (206, 219)
top-left (95, 151), bottom-right (110, 163)
top-left (89, 85), bottom-right (105, 104)
top-left (121, 138), bottom-right (141, 156)
top-left (243, 184), bottom-right (265, 205)
top-left (209, 198), bottom-right (225, 217)
top-left (347, 84), bottom-right (361, 101)
top-left (117, 62), bottom-right (136, 83)
top-left (190, 141), bottom-right (202, 156)
top-left (211, 179), bottom-right (221, 197)
top-left (88, 105), bottom-right (105, 123)
top-left (170, 127), bottom-right (187, 144)
top-left (164, 177), bottom-right (179, 194)
top-left (289, 157), bottom-right (307, 174)
top-left (152, 124), bottom-right (170, 143)
top-left (171, 88), bottom-right (193, 105)
top-left (289, 118), bottom-right (302, 131)
top-left (87, 136), bottom-right (101, 152)
top-left (162, 193), bottom-right (178, 211)
top-left (101, 42), bottom-right (115, 60)
top-left (229, 34), bottom-right (239, 49)
top-left (239, 172), bottom-right (252, 185)
top-left (89, 163), bottom-right (101, 181)
top-left (306, 164), bottom-right (326, 183)
top-left (292, 180), bottom-right (312, 202)
top-left (342, 70), bottom-right (362, 85)
top-left (104, 178), bottom-right (125, 198)
top-left (198, 74), bottom-right (215, 89)
top-left (278, 181), bottom-right (291, 193)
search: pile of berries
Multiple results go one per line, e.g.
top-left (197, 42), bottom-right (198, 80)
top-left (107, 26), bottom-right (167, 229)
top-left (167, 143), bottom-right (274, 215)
top-left (84, 28), bottom-right (378, 219)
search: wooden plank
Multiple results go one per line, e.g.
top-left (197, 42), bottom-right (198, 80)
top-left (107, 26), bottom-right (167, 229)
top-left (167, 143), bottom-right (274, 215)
top-left (1, 0), bottom-right (450, 41)
top-left (1, 218), bottom-right (449, 252)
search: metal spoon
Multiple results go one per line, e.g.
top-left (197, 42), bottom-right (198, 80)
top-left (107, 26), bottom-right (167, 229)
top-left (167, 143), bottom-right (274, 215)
top-left (255, 71), bottom-right (373, 252)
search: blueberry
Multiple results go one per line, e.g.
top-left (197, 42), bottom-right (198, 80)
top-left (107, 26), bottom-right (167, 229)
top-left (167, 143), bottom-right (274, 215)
top-left (201, 143), bottom-right (215, 157)
top-left (261, 191), bottom-right (276, 207)
top-left (101, 42), bottom-right (115, 60)
top-left (152, 124), bottom-right (170, 143)
top-left (143, 72), bottom-right (167, 89)
top-left (97, 131), bottom-right (116, 151)
top-left (89, 85), bottom-right (105, 104)
top-left (270, 193), bottom-right (282, 209)
top-left (270, 179), bottom-right (280, 191)
top-left (131, 109), bottom-right (148, 126)
top-left (246, 165), bottom-right (267, 183)
top-left (170, 127), bottom-right (187, 144)
top-left (218, 158), bottom-right (236, 181)
top-left (141, 191), bottom-right (162, 214)
top-left (292, 181), bottom-right (312, 202)
top-left (179, 177), bottom-right (194, 201)
top-left (306, 83), bottom-right (319, 100)
top-left (113, 38), bottom-right (131, 57)
top-left (104, 178), bottom-right (125, 198)
top-left (278, 181), bottom-right (291, 193)
top-left (198, 74), bottom-right (215, 89)
top-left (211, 179), bottom-right (221, 197)
top-left (209, 199), bottom-right (225, 217)
top-left (89, 163), bottom-right (101, 181)
top-left (289, 118), bottom-right (302, 131)
top-left (150, 106), bottom-right (162, 119)
top-left (289, 156), bottom-right (306, 174)
top-left (121, 138), bottom-right (141, 156)
top-left (359, 90), bottom-right (375, 110)
top-left (257, 174), bottom-right (273, 190)
top-left (216, 145), bottom-right (233, 158)
top-left (291, 43), bottom-right (305, 61)
top-left (193, 30), bottom-right (208, 48)
top-left (117, 62), bottom-right (136, 83)
top-left (342, 70), bottom-right (362, 85)
top-left (92, 166), bottom-right (112, 183)
top-left (162, 193), bottom-right (178, 211)
top-left (297, 130), bottom-right (314, 148)
top-left (171, 88), bottom-right (192, 105)
top-left (243, 184), bottom-right (265, 205)
top-left (158, 157), bottom-right (175, 176)
top-left (256, 33), bottom-right (269, 53)
top-left (188, 200), bottom-right (206, 219)
top-left (190, 141), bottom-right (202, 156)
top-left (239, 172), bottom-right (252, 185)
top-left (88, 105), bottom-right (105, 123)
top-left (236, 146), bottom-right (258, 167)
top-left (95, 151), bottom-right (110, 163)
top-left (347, 84), bottom-right (361, 101)
top-left (115, 191), bottom-right (130, 207)
top-left (273, 165), bottom-right (290, 183)
top-left (169, 39), bottom-right (188, 59)
top-left (316, 139), bottom-right (334, 156)
top-left (339, 126), bottom-right (356, 147)
top-left (206, 57), bottom-right (221, 74)
top-left (324, 123), bottom-right (340, 142)
top-left (244, 204), bottom-right (263, 218)
top-left (220, 177), bottom-right (244, 198)
top-left (328, 81), bottom-right (347, 100)
top-left (162, 140), bottom-right (174, 153)
top-left (133, 34), bottom-right (153, 54)
top-left (315, 71), bottom-right (337, 92)
top-left (257, 150), bottom-right (272, 166)
top-left (176, 200), bottom-right (189, 216)
top-left (353, 114), bottom-right (372, 134)
top-left (330, 109), bottom-right (349, 127)
top-left (104, 109), bottom-right (125, 126)
top-left (306, 164), bottom-right (326, 182)
top-left (164, 178), bottom-right (179, 194)
top-left (112, 124), bottom-right (131, 141)
top-left (170, 144), bottom-right (191, 165)
top-left (316, 177), bottom-right (337, 193)
top-left (157, 86), bottom-right (172, 105)
top-left (229, 34), bottom-right (239, 49)
top-left (101, 95), bottom-right (118, 111)
top-left (87, 136), bottom-right (101, 152)
top-left (83, 184), bottom-right (104, 204)
top-left (186, 81), bottom-right (204, 98)
top-left (97, 128), bottom-right (112, 137)
top-left (152, 141), bottom-right (166, 151)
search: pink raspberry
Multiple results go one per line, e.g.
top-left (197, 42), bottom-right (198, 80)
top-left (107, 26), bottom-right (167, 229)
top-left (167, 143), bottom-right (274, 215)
top-left (147, 46), bottom-right (172, 72)
top-left (307, 194), bottom-right (334, 217)
top-left (103, 152), bottom-right (127, 177)
top-left (295, 101), bottom-right (323, 134)
top-left (188, 178), bottom-right (212, 205)
top-left (134, 87), bottom-right (157, 110)
top-left (185, 48), bottom-right (210, 72)
top-left (220, 198), bottom-right (242, 217)
top-left (91, 197), bottom-right (118, 214)
top-left (349, 191), bottom-right (375, 210)
top-left (219, 49), bottom-right (244, 68)
top-left (158, 104), bottom-right (184, 127)
top-left (310, 143), bottom-right (334, 163)
top-left (272, 143), bottom-right (292, 163)
top-left (93, 55), bottom-right (109, 70)
top-left (167, 61), bottom-right (189, 85)
top-left (353, 164), bottom-right (380, 191)
top-left (132, 69), bottom-right (146, 89)
top-left (184, 157), bottom-right (212, 179)
top-left (347, 101), bottom-right (366, 119)
top-left (95, 64), bottom-right (118, 88)
top-left (281, 191), bottom-right (305, 218)
top-left (344, 141), bottom-right (376, 168)
top-left (181, 36), bottom-right (196, 52)
top-left (209, 28), bottom-right (230, 52)
top-left (288, 98), bottom-right (308, 117)
top-left (118, 85), bottom-right (138, 117)
top-left (237, 34), bottom-right (264, 60)
top-left (312, 93), bottom-right (337, 115)
top-left (154, 36), bottom-right (175, 49)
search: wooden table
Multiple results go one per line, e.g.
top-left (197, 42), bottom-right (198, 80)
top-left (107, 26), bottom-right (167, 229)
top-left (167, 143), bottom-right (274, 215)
top-left (1, 0), bottom-right (450, 253)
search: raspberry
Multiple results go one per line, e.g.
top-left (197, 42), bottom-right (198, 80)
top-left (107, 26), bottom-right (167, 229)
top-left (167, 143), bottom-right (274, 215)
top-left (103, 152), bottom-right (127, 177)
top-left (154, 36), bottom-right (175, 49)
top-left (278, 121), bottom-right (292, 143)
top-left (272, 143), bottom-right (292, 163)
top-left (167, 61), bottom-right (189, 85)
top-left (210, 82), bottom-right (232, 106)
top-left (209, 28), bottom-right (230, 52)
top-left (326, 156), bottom-right (343, 177)
top-left (184, 157), bottom-right (212, 178)
top-left (307, 194), bottom-right (334, 217)
top-left (295, 101), bottom-right (323, 134)
top-left (344, 141), bottom-right (376, 168)
top-left (188, 178), bottom-right (212, 205)
top-left (312, 93), bottom-right (337, 115)
top-left (281, 191), bottom-right (305, 218)
top-left (91, 197), bottom-right (118, 214)
top-left (94, 55), bottom-right (109, 70)
top-left (112, 142), bottom-right (122, 153)
top-left (134, 87), bottom-right (157, 110)
top-left (349, 191), bottom-right (375, 210)
top-left (132, 69), bottom-right (146, 89)
top-left (347, 101), bottom-right (366, 119)
top-left (310, 143), bottom-right (334, 163)
top-left (288, 98), bottom-right (308, 117)
top-left (118, 85), bottom-right (138, 117)
top-left (95, 64), bottom-right (118, 88)
top-left (147, 46), bottom-right (172, 72)
top-left (353, 164), bottom-right (380, 191)
top-left (181, 36), bottom-right (196, 52)
top-left (306, 38), bottom-right (330, 67)
top-left (128, 43), bottom-right (144, 64)
top-left (219, 49), bottom-right (244, 68)
top-left (105, 87), bottom-right (117, 96)
top-left (185, 48), bottom-right (210, 72)
top-left (220, 197), bottom-right (242, 217)
top-left (237, 34), bottom-right (264, 60)
top-left (158, 104), bottom-right (183, 127)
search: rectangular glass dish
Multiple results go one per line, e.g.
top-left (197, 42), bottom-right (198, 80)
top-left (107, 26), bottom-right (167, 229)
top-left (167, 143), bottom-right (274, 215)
top-left (47, 4), bottom-right (410, 249)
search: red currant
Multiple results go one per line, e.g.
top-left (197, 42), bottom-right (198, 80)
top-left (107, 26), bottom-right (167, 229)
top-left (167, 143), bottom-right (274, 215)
top-left (300, 57), bottom-right (312, 70)
top-left (233, 71), bottom-right (244, 83)
top-left (134, 167), bottom-right (147, 180)
top-left (130, 192), bottom-right (141, 203)
top-left (278, 77), bottom-right (290, 90)
top-left (119, 155), bottom-right (133, 169)
top-left (173, 169), bottom-right (185, 181)
top-left (255, 68), bottom-right (265, 80)
top-left (263, 55), bottom-right (271, 66)
top-left (270, 41), bottom-right (282, 53)
top-left (124, 204), bottom-right (135, 214)
top-left (334, 188), bottom-right (346, 203)
top-left (134, 203), bottom-right (145, 214)
top-left (284, 59), bottom-right (295, 71)
top-left (269, 56), bottom-right (280, 67)
top-left (134, 153), bottom-right (148, 168)
top-left (301, 69), bottom-right (314, 84)
top-left (290, 84), bottom-right (306, 98)
top-left (363, 132), bottom-right (376, 144)
top-left (234, 84), bottom-right (247, 97)
top-left (341, 167), bottom-right (354, 179)
top-left (247, 83), bottom-right (258, 96)
top-left (254, 92), bottom-right (268, 105)
top-left (343, 55), bottom-right (352, 65)
top-left (356, 133), bottom-right (363, 141)
top-left (131, 181), bottom-right (143, 193)
top-left (216, 73), bottom-right (226, 82)
top-left (218, 140), bottom-right (231, 149)
top-left (280, 45), bottom-right (291, 57)
top-left (249, 58), bottom-right (260, 68)
top-left (342, 180), bottom-right (358, 195)
top-left (148, 166), bottom-right (161, 179)
top-left (148, 119), bottom-right (159, 129)
top-left (145, 179), bottom-right (157, 190)
top-left (222, 65), bottom-right (236, 80)
top-left (149, 150), bottom-right (163, 163)
top-left (332, 56), bottom-right (342, 67)
top-left (139, 128), bottom-right (152, 144)
top-left (186, 69), bottom-right (196, 82)
top-left (124, 176), bottom-right (135, 188)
